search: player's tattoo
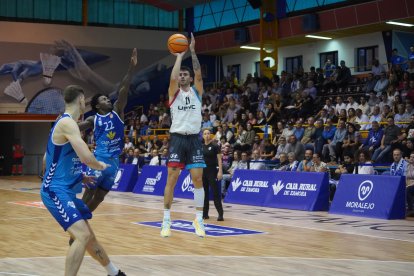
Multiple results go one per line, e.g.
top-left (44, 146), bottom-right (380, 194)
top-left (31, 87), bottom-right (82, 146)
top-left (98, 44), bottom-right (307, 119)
top-left (191, 52), bottom-right (201, 71)
top-left (95, 248), bottom-right (104, 260)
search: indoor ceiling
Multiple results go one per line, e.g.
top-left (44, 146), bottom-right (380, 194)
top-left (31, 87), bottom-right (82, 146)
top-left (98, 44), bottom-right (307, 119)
top-left (132, 0), bottom-right (206, 11)
top-left (205, 17), bottom-right (414, 55)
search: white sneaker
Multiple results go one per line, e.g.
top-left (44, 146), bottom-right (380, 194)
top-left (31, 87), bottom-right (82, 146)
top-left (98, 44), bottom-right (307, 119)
top-left (160, 219), bottom-right (171, 237)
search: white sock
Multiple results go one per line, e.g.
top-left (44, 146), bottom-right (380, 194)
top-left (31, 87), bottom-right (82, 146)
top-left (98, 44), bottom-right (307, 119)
top-left (105, 261), bottom-right (119, 276)
top-left (163, 209), bottom-right (171, 220)
top-left (194, 188), bottom-right (205, 221)
top-left (196, 210), bottom-right (203, 221)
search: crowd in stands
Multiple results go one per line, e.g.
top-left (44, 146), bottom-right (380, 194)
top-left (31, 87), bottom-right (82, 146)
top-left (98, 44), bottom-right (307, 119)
top-left (84, 47), bottom-right (414, 213)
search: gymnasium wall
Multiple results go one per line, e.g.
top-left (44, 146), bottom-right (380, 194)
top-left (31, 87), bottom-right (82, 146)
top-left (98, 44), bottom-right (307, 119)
top-left (222, 32), bottom-right (388, 79)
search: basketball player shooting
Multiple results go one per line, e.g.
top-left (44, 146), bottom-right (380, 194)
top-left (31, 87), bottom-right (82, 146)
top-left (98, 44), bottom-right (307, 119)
top-left (77, 48), bottom-right (137, 212)
top-left (161, 33), bottom-right (207, 238)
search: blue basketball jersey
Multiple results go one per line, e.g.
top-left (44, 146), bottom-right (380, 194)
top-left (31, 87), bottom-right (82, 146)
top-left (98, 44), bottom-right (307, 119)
top-left (93, 110), bottom-right (124, 158)
top-left (42, 113), bottom-right (83, 194)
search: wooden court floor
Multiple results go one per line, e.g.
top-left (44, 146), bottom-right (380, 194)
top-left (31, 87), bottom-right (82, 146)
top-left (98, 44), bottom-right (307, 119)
top-left (1, 176), bottom-right (414, 275)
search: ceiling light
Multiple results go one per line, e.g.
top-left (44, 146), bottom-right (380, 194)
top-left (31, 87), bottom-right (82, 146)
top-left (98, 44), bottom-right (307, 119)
top-left (305, 35), bottom-right (332, 40)
top-left (386, 21), bottom-right (414, 27)
top-left (240, 46), bottom-right (262, 50)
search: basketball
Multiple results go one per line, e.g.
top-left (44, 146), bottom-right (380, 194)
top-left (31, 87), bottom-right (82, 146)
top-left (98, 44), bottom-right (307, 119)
top-left (167, 34), bottom-right (189, 54)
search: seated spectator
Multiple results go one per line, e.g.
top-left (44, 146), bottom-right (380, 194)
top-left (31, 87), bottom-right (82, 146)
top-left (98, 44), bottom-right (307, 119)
top-left (374, 72), bottom-right (389, 96)
top-left (358, 97), bottom-right (370, 115)
top-left (250, 150), bottom-right (266, 170)
top-left (327, 107), bottom-right (338, 123)
top-left (371, 59), bottom-right (386, 78)
top-left (160, 148), bottom-right (168, 166)
top-left (251, 135), bottom-right (263, 154)
top-left (335, 154), bottom-right (355, 176)
top-left (353, 150), bottom-right (375, 175)
top-left (201, 113), bottom-right (213, 130)
top-left (347, 108), bottom-right (357, 123)
top-left (286, 135), bottom-right (305, 161)
top-left (355, 109), bottom-right (369, 130)
top-left (273, 136), bottom-right (289, 160)
top-left (159, 113), bottom-right (171, 128)
top-left (260, 138), bottom-right (276, 160)
top-left (381, 104), bottom-right (394, 122)
top-left (335, 96), bottom-right (346, 115)
top-left (359, 121), bottom-right (383, 155)
top-left (247, 112), bottom-right (257, 126)
top-left (389, 148), bottom-right (408, 176)
top-left (149, 149), bottom-right (161, 166)
top-left (368, 106), bottom-right (382, 128)
top-left (281, 121), bottom-right (295, 140)
top-left (294, 119), bottom-right (305, 140)
top-left (362, 73), bottom-right (377, 94)
top-left (124, 148), bottom-right (135, 164)
top-left (126, 148), bottom-right (146, 171)
top-left (236, 151), bottom-right (250, 170)
top-left (368, 92), bottom-right (381, 110)
top-left (346, 97), bottom-right (359, 112)
top-left (322, 120), bottom-right (347, 163)
top-left (372, 117), bottom-right (402, 163)
top-left (310, 153), bottom-right (329, 173)
top-left (405, 152), bottom-right (414, 216)
top-left (336, 60), bottom-right (351, 88)
top-left (298, 149), bottom-right (313, 172)
top-left (341, 123), bottom-right (361, 161)
top-left (274, 153), bottom-right (289, 171)
top-left (286, 152), bottom-right (299, 171)
top-left (124, 136), bottom-right (134, 151)
top-left (222, 151), bottom-right (241, 195)
top-left (301, 117), bottom-right (316, 146)
top-left (394, 104), bottom-right (410, 128)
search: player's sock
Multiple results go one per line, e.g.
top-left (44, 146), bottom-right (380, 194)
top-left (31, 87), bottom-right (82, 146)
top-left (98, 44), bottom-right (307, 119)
top-left (163, 209), bottom-right (171, 220)
top-left (105, 261), bottom-right (119, 276)
top-left (194, 188), bottom-right (205, 221)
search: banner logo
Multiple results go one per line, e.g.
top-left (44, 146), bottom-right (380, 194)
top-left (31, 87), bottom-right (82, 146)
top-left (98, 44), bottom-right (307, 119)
top-left (181, 174), bottom-right (194, 192)
top-left (358, 180), bottom-right (373, 201)
top-left (272, 180), bottom-right (284, 195)
top-left (143, 171), bottom-right (163, 192)
top-left (232, 177), bottom-right (242, 191)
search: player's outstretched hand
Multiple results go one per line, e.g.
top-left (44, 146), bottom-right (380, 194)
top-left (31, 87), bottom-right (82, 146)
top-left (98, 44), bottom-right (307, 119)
top-left (131, 48), bottom-right (138, 67)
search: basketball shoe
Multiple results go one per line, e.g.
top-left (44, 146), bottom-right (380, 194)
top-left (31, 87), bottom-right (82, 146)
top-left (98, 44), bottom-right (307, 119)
top-left (192, 218), bottom-right (206, 238)
top-left (160, 218), bottom-right (171, 237)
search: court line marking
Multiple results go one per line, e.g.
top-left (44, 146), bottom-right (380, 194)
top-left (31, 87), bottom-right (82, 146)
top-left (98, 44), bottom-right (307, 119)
top-left (2, 186), bottom-right (414, 243)
top-left (1, 255), bottom-right (414, 265)
top-left (0, 211), bottom-right (154, 221)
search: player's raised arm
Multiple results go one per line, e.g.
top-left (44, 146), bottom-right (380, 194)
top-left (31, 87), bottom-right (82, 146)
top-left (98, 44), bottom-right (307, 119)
top-left (169, 51), bottom-right (187, 101)
top-left (114, 48), bottom-right (137, 119)
top-left (189, 33), bottom-right (203, 96)
top-left (60, 118), bottom-right (107, 170)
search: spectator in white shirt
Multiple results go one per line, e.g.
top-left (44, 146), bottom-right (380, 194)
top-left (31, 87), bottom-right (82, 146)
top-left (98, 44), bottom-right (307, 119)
top-left (346, 96), bottom-right (359, 112)
top-left (335, 96), bottom-right (346, 115)
top-left (368, 106), bottom-right (382, 129)
top-left (353, 150), bottom-right (375, 175)
top-left (149, 149), bottom-right (161, 166)
top-left (374, 72), bottom-right (389, 96)
top-left (250, 150), bottom-right (266, 170)
top-left (355, 109), bottom-right (370, 130)
top-left (358, 96), bottom-right (370, 115)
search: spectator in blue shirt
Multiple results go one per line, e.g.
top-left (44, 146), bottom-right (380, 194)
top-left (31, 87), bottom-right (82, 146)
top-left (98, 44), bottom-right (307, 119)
top-left (359, 121), bottom-right (383, 156)
top-left (390, 48), bottom-right (406, 70)
top-left (294, 119), bottom-right (305, 141)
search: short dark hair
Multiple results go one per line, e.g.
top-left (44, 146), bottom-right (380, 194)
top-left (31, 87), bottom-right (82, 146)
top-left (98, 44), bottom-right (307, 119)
top-left (63, 85), bottom-right (84, 104)
top-left (90, 93), bottom-right (104, 113)
top-left (180, 66), bottom-right (194, 78)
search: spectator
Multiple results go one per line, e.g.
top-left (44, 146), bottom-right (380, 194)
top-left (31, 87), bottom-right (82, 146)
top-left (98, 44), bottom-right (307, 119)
top-left (347, 108), bottom-right (357, 124)
top-left (355, 108), bottom-right (370, 130)
top-left (160, 148), bottom-right (168, 166)
top-left (274, 153), bottom-right (289, 171)
top-left (310, 153), bottom-right (329, 173)
top-left (335, 154), bottom-right (355, 176)
top-left (301, 117), bottom-right (316, 145)
top-left (323, 59), bottom-right (336, 78)
top-left (373, 72), bottom-right (389, 96)
top-left (126, 148), bottom-right (145, 171)
top-left (368, 91), bottom-right (381, 110)
top-left (368, 106), bottom-right (382, 128)
top-left (358, 97), bottom-right (370, 115)
top-left (322, 120), bottom-right (347, 163)
top-left (273, 136), bottom-right (289, 160)
top-left (286, 134), bottom-right (305, 161)
top-left (286, 152), bottom-right (299, 171)
top-left (359, 121), bottom-right (383, 155)
top-left (389, 148), bottom-right (407, 176)
top-left (353, 150), bottom-right (375, 175)
top-left (335, 96), bottom-right (346, 115)
top-left (281, 121), bottom-right (295, 140)
top-left (124, 148), bottom-right (135, 164)
top-left (394, 104), bottom-right (410, 128)
top-left (261, 138), bottom-right (276, 160)
top-left (124, 136), bottom-right (134, 151)
top-left (236, 152), bottom-right (250, 170)
top-left (346, 97), bottom-right (359, 112)
top-left (371, 59), bottom-right (386, 78)
top-left (372, 117), bottom-right (402, 163)
top-left (250, 150), bottom-right (266, 170)
top-left (298, 149), bottom-right (314, 172)
top-left (336, 60), bottom-right (351, 88)
top-left (149, 149), bottom-right (161, 166)
top-left (294, 119), bottom-right (305, 140)
top-left (342, 123), bottom-right (361, 160)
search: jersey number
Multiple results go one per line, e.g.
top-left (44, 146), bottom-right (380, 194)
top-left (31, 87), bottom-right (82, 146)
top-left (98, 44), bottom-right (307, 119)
top-left (185, 96), bottom-right (190, 105)
top-left (104, 121), bottom-right (114, 131)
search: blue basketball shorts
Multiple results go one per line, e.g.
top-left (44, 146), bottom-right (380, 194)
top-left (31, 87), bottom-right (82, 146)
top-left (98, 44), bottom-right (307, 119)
top-left (41, 189), bottom-right (92, 231)
top-left (85, 156), bottom-right (120, 191)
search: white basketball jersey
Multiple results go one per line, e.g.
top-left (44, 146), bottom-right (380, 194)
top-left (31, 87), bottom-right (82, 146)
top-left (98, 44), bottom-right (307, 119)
top-left (169, 87), bottom-right (202, 135)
